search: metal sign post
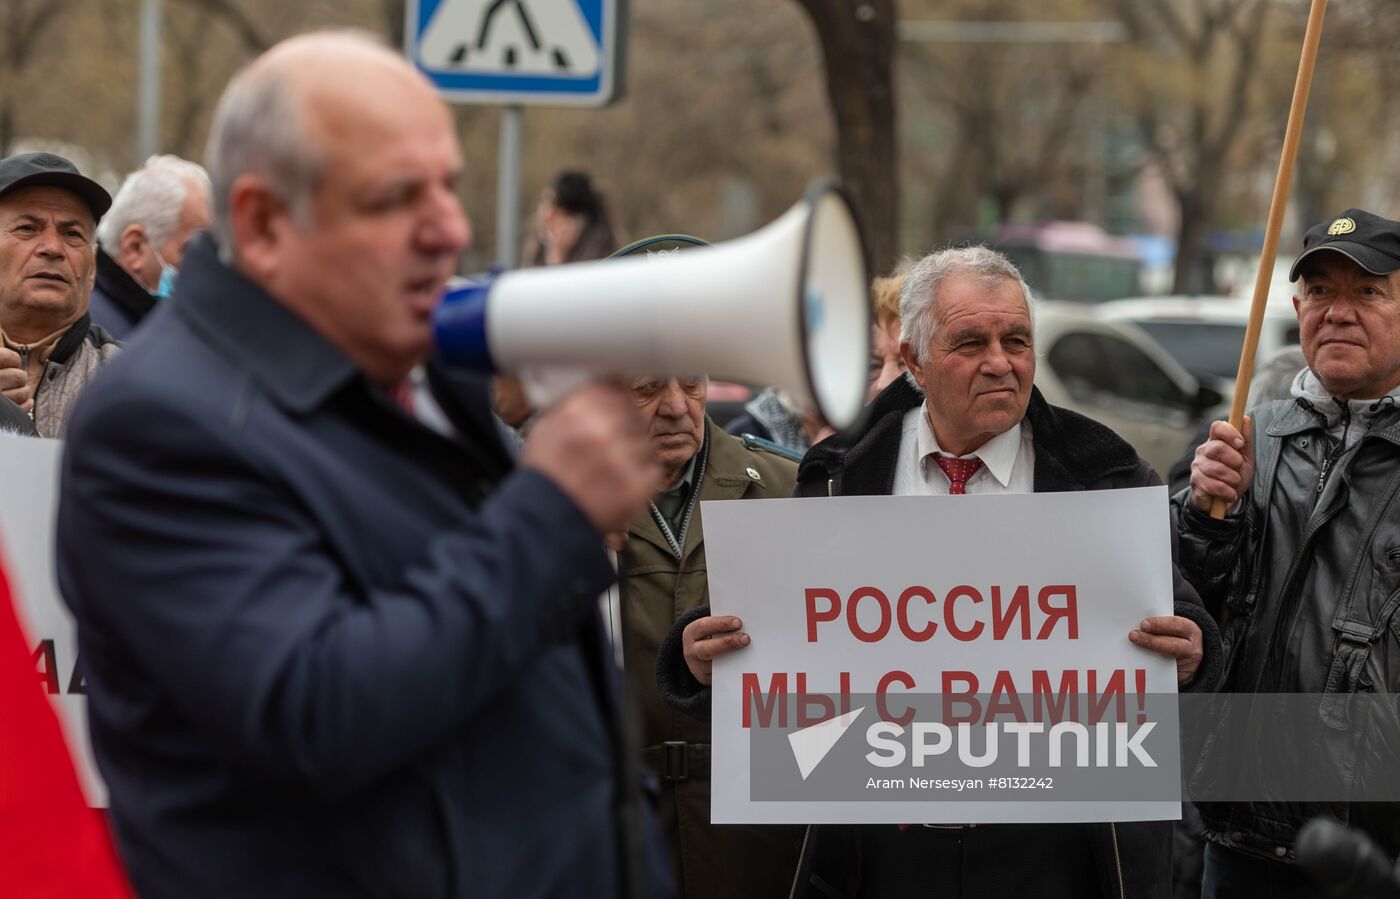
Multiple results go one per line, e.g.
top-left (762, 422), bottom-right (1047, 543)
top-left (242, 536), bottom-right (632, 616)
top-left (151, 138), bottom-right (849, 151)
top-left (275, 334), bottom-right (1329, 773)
top-left (136, 0), bottom-right (163, 164)
top-left (497, 106), bottom-right (523, 269)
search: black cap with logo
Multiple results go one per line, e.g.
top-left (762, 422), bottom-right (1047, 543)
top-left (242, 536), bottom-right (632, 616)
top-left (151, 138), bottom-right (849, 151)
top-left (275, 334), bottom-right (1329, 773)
top-left (0, 152), bottom-right (111, 222)
top-left (1289, 208), bottom-right (1400, 282)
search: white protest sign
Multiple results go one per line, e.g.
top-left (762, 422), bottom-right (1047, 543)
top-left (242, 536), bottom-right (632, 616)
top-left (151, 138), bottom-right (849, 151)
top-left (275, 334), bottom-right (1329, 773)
top-left (704, 488), bottom-right (1180, 824)
top-left (0, 433), bottom-right (105, 805)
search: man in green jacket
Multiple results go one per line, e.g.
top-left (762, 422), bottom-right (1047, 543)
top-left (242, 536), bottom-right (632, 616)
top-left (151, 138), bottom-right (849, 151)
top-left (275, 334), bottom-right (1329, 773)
top-left (613, 268), bottom-right (802, 897)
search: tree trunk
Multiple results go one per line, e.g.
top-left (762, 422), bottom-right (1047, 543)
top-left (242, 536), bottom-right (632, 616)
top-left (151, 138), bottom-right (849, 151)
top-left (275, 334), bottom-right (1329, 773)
top-left (1172, 187), bottom-right (1220, 295)
top-left (1117, 0), bottom-right (1268, 299)
top-left (794, 0), bottom-right (898, 276)
top-left (991, 187), bottom-right (1022, 228)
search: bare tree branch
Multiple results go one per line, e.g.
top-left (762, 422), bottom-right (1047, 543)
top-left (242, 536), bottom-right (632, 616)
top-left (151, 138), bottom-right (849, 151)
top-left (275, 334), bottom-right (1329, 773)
top-left (0, 0), bottom-right (79, 153)
top-left (1112, 0), bottom-right (1276, 292)
top-left (1137, 0), bottom-right (1196, 53)
top-left (1206, 0), bottom-right (1268, 163)
top-left (178, 0), bottom-right (269, 55)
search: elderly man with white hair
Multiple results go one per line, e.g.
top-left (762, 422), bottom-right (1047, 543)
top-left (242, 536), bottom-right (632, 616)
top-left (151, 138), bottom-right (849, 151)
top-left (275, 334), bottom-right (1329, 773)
top-left (663, 245), bottom-right (1222, 899)
top-left (89, 154), bottom-right (211, 338)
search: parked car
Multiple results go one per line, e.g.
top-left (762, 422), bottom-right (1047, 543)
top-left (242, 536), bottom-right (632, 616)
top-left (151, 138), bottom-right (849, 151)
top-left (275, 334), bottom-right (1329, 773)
top-left (1034, 303), bottom-right (1223, 477)
top-left (1095, 295), bottom-right (1300, 398)
top-left (996, 221), bottom-right (1142, 303)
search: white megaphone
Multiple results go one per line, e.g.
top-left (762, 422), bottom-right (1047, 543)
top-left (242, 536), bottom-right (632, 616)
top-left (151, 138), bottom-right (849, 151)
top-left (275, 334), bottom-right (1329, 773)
top-left (435, 182), bottom-right (871, 429)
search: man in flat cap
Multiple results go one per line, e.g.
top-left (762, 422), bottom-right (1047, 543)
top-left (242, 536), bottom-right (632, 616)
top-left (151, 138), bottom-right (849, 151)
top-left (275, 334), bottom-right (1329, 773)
top-left (0, 152), bottom-right (117, 437)
top-left (1177, 209), bottom-right (1400, 897)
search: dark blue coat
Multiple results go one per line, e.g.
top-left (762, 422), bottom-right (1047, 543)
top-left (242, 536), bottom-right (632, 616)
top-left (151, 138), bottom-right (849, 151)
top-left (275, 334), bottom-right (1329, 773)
top-left (57, 236), bottom-right (671, 899)
top-left (87, 249), bottom-right (156, 341)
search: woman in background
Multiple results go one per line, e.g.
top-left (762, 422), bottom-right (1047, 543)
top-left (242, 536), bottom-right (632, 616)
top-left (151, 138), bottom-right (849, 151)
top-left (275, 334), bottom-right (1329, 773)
top-left (526, 170), bottom-right (618, 267)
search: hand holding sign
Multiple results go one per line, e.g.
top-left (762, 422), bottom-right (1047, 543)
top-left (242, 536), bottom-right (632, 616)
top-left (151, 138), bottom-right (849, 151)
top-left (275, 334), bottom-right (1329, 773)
top-left (1129, 616), bottom-right (1204, 686)
top-left (683, 615), bottom-right (751, 686)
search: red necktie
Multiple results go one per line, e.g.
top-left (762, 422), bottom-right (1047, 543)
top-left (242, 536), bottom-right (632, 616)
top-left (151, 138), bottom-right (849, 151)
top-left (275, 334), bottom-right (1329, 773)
top-left (390, 380), bottom-right (416, 417)
top-left (933, 455), bottom-right (983, 495)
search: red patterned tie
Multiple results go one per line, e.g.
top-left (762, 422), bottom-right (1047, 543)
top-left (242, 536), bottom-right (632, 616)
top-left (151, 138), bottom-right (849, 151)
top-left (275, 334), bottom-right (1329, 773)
top-left (933, 455), bottom-right (983, 495)
top-left (390, 380), bottom-right (416, 417)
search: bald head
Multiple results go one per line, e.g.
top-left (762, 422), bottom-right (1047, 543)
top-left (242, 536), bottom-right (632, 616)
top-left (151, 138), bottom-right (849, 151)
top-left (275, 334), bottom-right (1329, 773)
top-left (255, 31), bottom-right (440, 127)
top-left (257, 29), bottom-right (413, 74)
top-left (202, 28), bottom-right (470, 385)
top-left (205, 30), bottom-right (447, 260)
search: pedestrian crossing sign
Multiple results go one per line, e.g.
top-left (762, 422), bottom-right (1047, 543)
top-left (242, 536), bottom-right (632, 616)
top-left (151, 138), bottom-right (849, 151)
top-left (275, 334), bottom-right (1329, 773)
top-left (406, 0), bottom-right (627, 106)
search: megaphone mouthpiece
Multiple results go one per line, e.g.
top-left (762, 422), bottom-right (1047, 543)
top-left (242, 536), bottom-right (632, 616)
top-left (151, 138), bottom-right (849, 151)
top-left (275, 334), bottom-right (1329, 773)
top-left (435, 279), bottom-right (496, 372)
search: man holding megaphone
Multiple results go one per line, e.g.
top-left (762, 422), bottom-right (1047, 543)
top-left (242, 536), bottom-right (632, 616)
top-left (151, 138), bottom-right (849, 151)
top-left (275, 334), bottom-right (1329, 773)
top-left (55, 32), bottom-right (673, 899)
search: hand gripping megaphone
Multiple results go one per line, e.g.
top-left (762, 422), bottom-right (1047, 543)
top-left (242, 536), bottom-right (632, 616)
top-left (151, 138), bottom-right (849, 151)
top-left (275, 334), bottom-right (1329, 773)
top-left (434, 181), bottom-right (872, 430)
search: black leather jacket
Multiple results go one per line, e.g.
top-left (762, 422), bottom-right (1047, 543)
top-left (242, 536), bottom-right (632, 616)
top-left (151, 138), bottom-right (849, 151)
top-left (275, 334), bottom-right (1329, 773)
top-left (1174, 391), bottom-right (1400, 862)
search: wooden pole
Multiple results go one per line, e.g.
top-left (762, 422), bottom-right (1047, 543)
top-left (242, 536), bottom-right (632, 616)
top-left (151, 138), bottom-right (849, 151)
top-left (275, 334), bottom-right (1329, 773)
top-left (1210, 0), bottom-right (1328, 519)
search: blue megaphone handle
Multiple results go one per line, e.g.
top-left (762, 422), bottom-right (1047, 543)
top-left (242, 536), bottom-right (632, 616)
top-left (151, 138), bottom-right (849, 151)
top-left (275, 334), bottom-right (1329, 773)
top-left (434, 276), bottom-right (498, 373)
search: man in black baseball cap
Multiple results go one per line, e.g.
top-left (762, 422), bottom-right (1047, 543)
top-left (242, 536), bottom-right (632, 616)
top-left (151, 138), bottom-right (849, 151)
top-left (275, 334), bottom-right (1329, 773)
top-left (1178, 207), bottom-right (1400, 897)
top-left (0, 151), bottom-right (118, 436)
top-left (1287, 208), bottom-right (1400, 282)
top-left (1283, 208), bottom-right (1400, 402)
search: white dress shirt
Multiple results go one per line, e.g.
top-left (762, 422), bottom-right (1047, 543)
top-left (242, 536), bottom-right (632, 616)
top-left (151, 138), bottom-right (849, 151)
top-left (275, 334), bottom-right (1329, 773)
top-left (891, 403), bottom-right (1035, 496)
